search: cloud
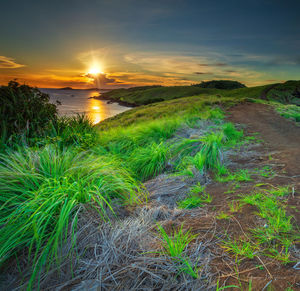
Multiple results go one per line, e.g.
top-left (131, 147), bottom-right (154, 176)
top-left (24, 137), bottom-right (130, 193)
top-left (85, 72), bottom-right (117, 87)
top-left (0, 56), bottom-right (25, 69)
top-left (194, 72), bottom-right (213, 75)
top-left (198, 62), bottom-right (227, 67)
top-left (124, 53), bottom-right (214, 75)
top-left (109, 71), bottom-right (193, 86)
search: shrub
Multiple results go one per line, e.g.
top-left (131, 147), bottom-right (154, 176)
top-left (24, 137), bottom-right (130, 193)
top-left (0, 81), bottom-right (57, 144)
top-left (45, 114), bottom-right (98, 149)
top-left (193, 80), bottom-right (246, 89)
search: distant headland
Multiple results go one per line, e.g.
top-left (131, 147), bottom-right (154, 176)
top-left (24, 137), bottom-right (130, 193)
top-left (58, 87), bottom-right (102, 91)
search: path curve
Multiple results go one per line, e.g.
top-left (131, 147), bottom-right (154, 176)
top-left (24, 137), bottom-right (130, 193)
top-left (228, 103), bottom-right (300, 176)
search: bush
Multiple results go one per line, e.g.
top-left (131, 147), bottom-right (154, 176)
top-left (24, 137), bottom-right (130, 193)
top-left (0, 81), bottom-right (57, 144)
top-left (45, 114), bottom-right (99, 149)
top-left (193, 80), bottom-right (246, 89)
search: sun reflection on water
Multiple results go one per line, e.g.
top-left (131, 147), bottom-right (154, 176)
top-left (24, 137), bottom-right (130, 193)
top-left (88, 94), bottom-right (109, 124)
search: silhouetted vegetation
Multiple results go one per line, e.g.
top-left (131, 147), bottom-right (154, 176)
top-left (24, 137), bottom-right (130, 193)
top-left (0, 81), bottom-right (57, 145)
top-left (193, 80), bottom-right (246, 89)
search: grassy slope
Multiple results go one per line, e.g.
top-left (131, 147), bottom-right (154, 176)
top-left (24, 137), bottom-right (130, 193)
top-left (100, 83), bottom-right (272, 106)
top-left (98, 81), bottom-right (300, 129)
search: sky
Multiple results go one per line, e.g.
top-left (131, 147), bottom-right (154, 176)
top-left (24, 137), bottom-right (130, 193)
top-left (0, 0), bottom-right (299, 88)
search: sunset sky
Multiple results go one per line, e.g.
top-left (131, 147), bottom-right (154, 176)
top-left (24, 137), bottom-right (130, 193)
top-left (0, 0), bottom-right (299, 89)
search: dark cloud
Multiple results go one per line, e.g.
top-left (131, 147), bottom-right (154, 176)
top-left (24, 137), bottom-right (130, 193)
top-left (224, 70), bottom-right (237, 73)
top-left (267, 56), bottom-right (300, 66)
top-left (198, 63), bottom-right (228, 67)
top-left (215, 63), bottom-right (227, 67)
top-left (294, 56), bottom-right (300, 65)
top-left (85, 73), bottom-right (116, 87)
top-left (194, 72), bottom-right (205, 75)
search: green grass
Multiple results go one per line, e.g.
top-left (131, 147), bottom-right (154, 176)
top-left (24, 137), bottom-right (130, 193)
top-left (44, 114), bottom-right (99, 150)
top-left (0, 145), bottom-right (144, 288)
top-left (156, 223), bottom-right (197, 257)
top-left (173, 122), bottom-right (245, 178)
top-left (99, 82), bottom-right (273, 106)
top-left (216, 211), bottom-right (232, 220)
top-left (266, 80), bottom-right (300, 105)
top-left (221, 238), bottom-right (258, 260)
top-left (221, 186), bottom-right (297, 264)
top-left (177, 193), bottom-right (212, 209)
top-left (156, 223), bottom-right (200, 278)
top-left (216, 168), bottom-right (252, 183)
top-left (173, 130), bottom-right (225, 174)
top-left (275, 104), bottom-right (300, 122)
top-left (127, 142), bottom-right (170, 181)
top-left (199, 131), bottom-right (224, 170)
top-left (100, 85), bottom-right (222, 105)
top-left (177, 184), bottom-right (212, 209)
top-left (97, 96), bottom-right (231, 130)
top-left (222, 122), bottom-right (244, 145)
top-left (255, 165), bottom-right (276, 178)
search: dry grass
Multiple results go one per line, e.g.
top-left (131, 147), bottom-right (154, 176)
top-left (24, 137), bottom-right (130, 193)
top-left (1, 204), bottom-right (217, 291)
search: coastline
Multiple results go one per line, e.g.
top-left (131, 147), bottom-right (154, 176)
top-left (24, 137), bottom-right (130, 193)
top-left (90, 95), bottom-right (138, 108)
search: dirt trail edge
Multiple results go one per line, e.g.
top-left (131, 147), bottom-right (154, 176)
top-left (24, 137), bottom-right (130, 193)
top-left (203, 102), bottom-right (300, 290)
top-left (228, 103), bottom-right (300, 177)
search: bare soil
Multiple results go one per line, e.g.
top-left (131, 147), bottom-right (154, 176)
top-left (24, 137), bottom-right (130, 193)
top-left (204, 103), bottom-right (300, 290)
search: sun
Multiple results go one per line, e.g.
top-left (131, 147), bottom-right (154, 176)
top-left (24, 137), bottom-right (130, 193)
top-left (87, 65), bottom-right (104, 76)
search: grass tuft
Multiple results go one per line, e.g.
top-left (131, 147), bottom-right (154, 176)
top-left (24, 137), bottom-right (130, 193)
top-left (0, 145), bottom-right (144, 288)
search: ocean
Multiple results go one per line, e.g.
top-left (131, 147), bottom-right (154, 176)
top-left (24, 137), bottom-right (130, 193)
top-left (41, 88), bottom-right (130, 124)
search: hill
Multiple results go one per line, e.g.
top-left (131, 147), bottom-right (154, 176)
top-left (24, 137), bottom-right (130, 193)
top-left (97, 80), bottom-right (300, 107)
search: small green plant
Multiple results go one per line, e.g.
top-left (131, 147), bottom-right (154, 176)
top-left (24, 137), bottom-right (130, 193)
top-left (224, 182), bottom-right (241, 194)
top-left (156, 224), bottom-right (197, 257)
top-left (264, 247), bottom-right (291, 264)
top-left (216, 164), bottom-right (230, 177)
top-left (178, 257), bottom-right (201, 278)
top-left (216, 169), bottom-right (252, 183)
top-left (177, 193), bottom-right (212, 209)
top-left (178, 184), bottom-right (212, 209)
top-left (229, 201), bottom-right (243, 213)
top-left (222, 122), bottom-right (244, 145)
top-left (189, 183), bottom-right (206, 194)
top-left (268, 185), bottom-right (290, 197)
top-left (216, 211), bottom-right (232, 220)
top-left (221, 238), bottom-right (258, 260)
top-left (216, 280), bottom-right (239, 290)
top-left (156, 224), bottom-right (200, 278)
top-left (256, 166), bottom-right (276, 178)
top-left (275, 103), bottom-right (300, 122)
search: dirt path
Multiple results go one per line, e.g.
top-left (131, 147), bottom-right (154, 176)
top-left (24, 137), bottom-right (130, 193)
top-left (200, 103), bottom-right (300, 290)
top-left (228, 103), bottom-right (300, 177)
top-left (260, 83), bottom-right (279, 100)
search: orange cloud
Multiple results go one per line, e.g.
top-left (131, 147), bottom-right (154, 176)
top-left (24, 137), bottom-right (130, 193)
top-left (0, 56), bottom-right (25, 69)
